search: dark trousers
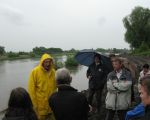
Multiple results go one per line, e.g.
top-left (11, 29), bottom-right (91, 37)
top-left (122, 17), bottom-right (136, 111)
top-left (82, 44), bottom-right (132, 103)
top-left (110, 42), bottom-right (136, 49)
top-left (88, 88), bottom-right (103, 112)
top-left (105, 109), bottom-right (127, 120)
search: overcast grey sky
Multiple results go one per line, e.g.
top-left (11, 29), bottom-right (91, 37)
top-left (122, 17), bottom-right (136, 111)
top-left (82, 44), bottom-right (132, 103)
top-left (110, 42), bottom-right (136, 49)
top-left (0, 0), bottom-right (149, 52)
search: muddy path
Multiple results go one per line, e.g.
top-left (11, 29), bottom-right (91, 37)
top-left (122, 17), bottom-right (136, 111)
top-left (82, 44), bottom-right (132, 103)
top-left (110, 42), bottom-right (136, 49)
top-left (121, 55), bottom-right (150, 68)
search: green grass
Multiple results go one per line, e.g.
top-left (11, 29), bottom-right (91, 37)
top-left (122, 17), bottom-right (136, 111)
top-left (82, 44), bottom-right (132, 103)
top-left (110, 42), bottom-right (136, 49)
top-left (0, 53), bottom-right (65, 61)
top-left (131, 50), bottom-right (150, 56)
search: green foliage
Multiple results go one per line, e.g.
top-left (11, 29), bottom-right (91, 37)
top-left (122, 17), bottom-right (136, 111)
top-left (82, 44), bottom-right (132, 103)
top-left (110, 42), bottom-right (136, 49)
top-left (123, 6), bottom-right (150, 49)
top-left (96, 48), bottom-right (130, 54)
top-left (47, 47), bottom-right (63, 53)
top-left (67, 48), bottom-right (77, 53)
top-left (65, 55), bottom-right (78, 67)
top-left (132, 49), bottom-right (150, 56)
top-left (7, 52), bottom-right (19, 58)
top-left (138, 42), bottom-right (149, 52)
top-left (32, 46), bottom-right (63, 55)
top-left (55, 61), bottom-right (64, 69)
top-left (29, 52), bottom-right (36, 57)
top-left (96, 48), bottom-right (106, 53)
top-left (18, 51), bottom-right (29, 55)
top-left (64, 48), bottom-right (78, 55)
top-left (32, 47), bottom-right (47, 55)
top-left (0, 46), bottom-right (5, 56)
top-left (131, 41), bottom-right (150, 55)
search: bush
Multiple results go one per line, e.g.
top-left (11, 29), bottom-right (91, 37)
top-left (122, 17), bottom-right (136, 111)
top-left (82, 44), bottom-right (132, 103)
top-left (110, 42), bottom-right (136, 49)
top-left (0, 46), bottom-right (5, 56)
top-left (55, 61), bottom-right (64, 69)
top-left (7, 52), bottom-right (19, 58)
top-left (131, 49), bottom-right (150, 56)
top-left (18, 51), bottom-right (29, 55)
top-left (29, 52), bottom-right (36, 57)
top-left (138, 42), bottom-right (149, 52)
top-left (65, 56), bottom-right (78, 67)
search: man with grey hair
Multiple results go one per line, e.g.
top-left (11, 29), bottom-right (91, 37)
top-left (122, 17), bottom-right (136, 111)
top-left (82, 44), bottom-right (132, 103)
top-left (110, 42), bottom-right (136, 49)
top-left (49, 68), bottom-right (89, 120)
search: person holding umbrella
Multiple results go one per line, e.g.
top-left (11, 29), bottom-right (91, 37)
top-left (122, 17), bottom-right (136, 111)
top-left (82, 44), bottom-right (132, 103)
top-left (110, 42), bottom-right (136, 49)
top-left (86, 53), bottom-right (108, 113)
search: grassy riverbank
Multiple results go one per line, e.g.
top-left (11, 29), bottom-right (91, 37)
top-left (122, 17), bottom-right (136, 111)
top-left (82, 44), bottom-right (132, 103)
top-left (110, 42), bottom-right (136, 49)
top-left (131, 50), bottom-right (150, 56)
top-left (0, 55), bottom-right (39, 61)
top-left (0, 52), bottom-right (75, 61)
top-left (0, 55), bottom-right (34, 60)
top-left (0, 52), bottom-right (78, 69)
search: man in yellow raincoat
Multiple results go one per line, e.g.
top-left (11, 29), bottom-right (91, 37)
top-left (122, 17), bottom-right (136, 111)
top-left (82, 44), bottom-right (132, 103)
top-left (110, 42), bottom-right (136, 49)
top-left (28, 53), bottom-right (57, 120)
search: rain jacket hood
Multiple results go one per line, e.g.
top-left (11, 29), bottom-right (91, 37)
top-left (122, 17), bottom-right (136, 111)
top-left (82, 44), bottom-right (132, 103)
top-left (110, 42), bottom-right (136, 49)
top-left (39, 53), bottom-right (54, 70)
top-left (28, 53), bottom-right (57, 116)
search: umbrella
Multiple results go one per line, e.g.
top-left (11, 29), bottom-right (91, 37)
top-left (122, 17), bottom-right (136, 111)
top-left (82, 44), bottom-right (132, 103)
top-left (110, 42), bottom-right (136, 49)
top-left (75, 49), bottom-right (113, 72)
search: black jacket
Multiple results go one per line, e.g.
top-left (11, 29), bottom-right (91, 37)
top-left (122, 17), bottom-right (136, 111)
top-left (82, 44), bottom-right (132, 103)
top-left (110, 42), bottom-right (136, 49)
top-left (2, 116), bottom-right (25, 120)
top-left (2, 108), bottom-right (37, 120)
top-left (145, 105), bottom-right (150, 120)
top-left (49, 85), bottom-right (89, 120)
top-left (87, 63), bottom-right (108, 90)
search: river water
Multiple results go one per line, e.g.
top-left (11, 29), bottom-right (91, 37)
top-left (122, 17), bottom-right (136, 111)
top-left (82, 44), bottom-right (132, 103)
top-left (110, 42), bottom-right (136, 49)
top-left (0, 57), bottom-right (88, 118)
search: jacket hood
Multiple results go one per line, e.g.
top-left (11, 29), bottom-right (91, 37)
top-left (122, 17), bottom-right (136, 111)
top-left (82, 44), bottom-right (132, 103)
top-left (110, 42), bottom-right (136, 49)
top-left (39, 53), bottom-right (53, 65)
top-left (39, 53), bottom-right (54, 70)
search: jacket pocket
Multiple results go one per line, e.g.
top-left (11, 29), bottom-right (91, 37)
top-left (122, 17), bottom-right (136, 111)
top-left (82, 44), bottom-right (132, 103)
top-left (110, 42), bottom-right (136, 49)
top-left (117, 93), bottom-right (130, 110)
top-left (105, 92), bottom-right (116, 110)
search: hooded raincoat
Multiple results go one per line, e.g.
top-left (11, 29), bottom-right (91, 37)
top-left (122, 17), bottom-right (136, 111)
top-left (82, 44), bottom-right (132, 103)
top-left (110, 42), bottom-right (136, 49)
top-left (28, 53), bottom-right (57, 116)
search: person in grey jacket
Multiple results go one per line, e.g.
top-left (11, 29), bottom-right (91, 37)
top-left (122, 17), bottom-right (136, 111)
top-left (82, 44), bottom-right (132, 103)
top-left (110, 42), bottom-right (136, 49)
top-left (105, 58), bottom-right (132, 120)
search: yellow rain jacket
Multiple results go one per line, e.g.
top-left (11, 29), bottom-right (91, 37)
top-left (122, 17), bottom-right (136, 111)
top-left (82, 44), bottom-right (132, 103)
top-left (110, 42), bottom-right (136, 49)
top-left (28, 53), bottom-right (56, 115)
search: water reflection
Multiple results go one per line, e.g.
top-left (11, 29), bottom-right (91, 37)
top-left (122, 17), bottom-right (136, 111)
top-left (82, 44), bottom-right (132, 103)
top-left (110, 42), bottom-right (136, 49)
top-left (70, 65), bottom-right (88, 91)
top-left (56, 55), bottom-right (67, 63)
top-left (0, 61), bottom-right (6, 74)
top-left (66, 66), bottom-right (79, 74)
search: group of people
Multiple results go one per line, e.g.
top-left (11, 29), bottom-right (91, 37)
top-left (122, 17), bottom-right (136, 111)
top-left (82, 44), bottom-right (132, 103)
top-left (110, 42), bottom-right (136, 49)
top-left (2, 53), bottom-right (150, 120)
top-left (87, 54), bottom-right (132, 120)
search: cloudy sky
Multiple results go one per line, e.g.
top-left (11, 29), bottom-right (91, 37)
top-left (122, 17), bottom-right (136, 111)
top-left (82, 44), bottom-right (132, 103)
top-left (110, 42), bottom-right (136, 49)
top-left (0, 0), bottom-right (149, 52)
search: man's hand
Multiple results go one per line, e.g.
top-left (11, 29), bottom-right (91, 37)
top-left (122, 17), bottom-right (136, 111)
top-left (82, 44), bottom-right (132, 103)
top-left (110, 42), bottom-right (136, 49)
top-left (112, 80), bottom-right (117, 84)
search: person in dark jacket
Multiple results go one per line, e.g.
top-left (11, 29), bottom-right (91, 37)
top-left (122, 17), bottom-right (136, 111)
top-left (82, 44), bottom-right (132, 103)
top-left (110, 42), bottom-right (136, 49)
top-left (87, 54), bottom-right (108, 112)
top-left (2, 87), bottom-right (38, 120)
top-left (49, 68), bottom-right (89, 120)
top-left (140, 75), bottom-right (150, 120)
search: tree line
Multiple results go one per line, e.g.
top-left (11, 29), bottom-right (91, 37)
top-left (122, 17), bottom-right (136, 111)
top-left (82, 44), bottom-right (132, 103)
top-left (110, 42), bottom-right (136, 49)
top-left (0, 46), bottom-right (64, 57)
top-left (0, 46), bottom-right (130, 57)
